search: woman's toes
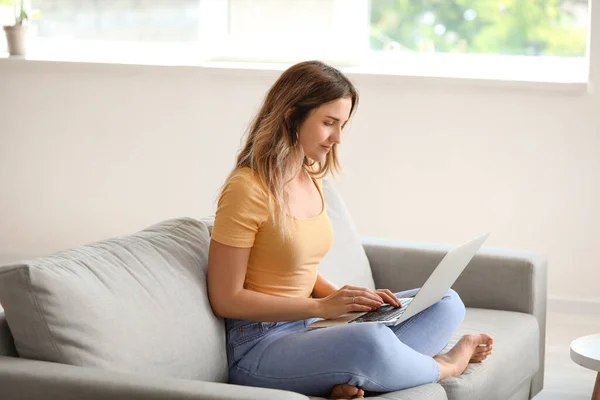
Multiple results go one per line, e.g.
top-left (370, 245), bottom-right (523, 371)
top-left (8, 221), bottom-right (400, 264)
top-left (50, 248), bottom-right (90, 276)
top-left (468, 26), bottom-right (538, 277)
top-left (470, 352), bottom-right (490, 362)
top-left (330, 383), bottom-right (363, 399)
top-left (471, 349), bottom-right (493, 362)
top-left (330, 384), bottom-right (349, 399)
top-left (343, 385), bottom-right (359, 396)
top-left (473, 344), bottom-right (492, 357)
top-left (477, 333), bottom-right (494, 346)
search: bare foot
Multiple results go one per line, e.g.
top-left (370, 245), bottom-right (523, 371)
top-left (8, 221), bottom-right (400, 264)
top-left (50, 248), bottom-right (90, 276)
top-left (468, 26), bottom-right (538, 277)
top-left (433, 333), bottom-right (494, 381)
top-left (329, 383), bottom-right (365, 399)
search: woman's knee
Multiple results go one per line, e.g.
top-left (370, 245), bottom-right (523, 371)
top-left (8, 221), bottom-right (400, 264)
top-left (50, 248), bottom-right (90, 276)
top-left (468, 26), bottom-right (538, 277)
top-left (340, 324), bottom-right (399, 368)
top-left (444, 289), bottom-right (466, 322)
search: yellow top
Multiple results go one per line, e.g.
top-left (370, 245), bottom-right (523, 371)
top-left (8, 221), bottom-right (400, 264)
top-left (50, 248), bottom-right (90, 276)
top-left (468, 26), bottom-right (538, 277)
top-left (211, 167), bottom-right (334, 298)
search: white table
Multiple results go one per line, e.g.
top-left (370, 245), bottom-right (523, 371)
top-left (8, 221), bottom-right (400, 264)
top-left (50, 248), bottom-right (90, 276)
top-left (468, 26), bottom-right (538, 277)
top-left (571, 333), bottom-right (600, 400)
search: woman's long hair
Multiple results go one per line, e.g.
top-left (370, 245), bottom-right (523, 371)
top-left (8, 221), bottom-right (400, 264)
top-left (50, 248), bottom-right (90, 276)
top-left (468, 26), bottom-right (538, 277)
top-left (231, 60), bottom-right (359, 239)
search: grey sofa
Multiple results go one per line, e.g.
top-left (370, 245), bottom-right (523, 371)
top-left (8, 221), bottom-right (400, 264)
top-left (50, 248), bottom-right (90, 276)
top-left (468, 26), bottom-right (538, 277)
top-left (0, 180), bottom-right (547, 400)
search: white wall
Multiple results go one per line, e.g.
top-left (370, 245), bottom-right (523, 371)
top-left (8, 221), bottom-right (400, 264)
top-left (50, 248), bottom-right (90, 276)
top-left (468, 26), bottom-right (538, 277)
top-left (0, 55), bottom-right (599, 307)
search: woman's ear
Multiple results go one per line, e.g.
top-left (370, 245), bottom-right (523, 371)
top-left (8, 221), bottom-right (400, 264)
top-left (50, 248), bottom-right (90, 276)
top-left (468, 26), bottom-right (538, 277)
top-left (284, 107), bottom-right (296, 132)
top-left (284, 107), bottom-right (295, 122)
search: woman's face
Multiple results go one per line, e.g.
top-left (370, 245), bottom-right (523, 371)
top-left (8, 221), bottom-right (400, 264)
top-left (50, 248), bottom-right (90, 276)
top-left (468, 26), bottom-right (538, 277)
top-left (297, 97), bottom-right (353, 163)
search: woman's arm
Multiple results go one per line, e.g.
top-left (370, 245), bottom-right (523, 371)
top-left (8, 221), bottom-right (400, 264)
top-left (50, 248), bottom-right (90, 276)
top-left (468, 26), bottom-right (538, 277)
top-left (208, 240), bottom-right (322, 322)
top-left (208, 240), bottom-right (386, 322)
top-left (208, 172), bottom-right (383, 321)
top-left (311, 272), bottom-right (338, 299)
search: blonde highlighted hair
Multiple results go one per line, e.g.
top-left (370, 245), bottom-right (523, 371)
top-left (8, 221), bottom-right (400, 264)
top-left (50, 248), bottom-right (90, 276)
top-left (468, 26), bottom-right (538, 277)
top-left (229, 60), bottom-right (359, 238)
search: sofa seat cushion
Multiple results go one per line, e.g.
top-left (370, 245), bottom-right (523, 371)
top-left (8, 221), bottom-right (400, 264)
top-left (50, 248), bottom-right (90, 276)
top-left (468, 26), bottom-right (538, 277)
top-left (0, 218), bottom-right (227, 383)
top-left (439, 308), bottom-right (539, 400)
top-left (309, 308), bottom-right (537, 400)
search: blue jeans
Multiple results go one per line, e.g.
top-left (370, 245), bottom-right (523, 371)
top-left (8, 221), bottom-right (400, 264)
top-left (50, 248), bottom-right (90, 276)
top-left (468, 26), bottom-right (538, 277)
top-left (225, 288), bottom-right (466, 397)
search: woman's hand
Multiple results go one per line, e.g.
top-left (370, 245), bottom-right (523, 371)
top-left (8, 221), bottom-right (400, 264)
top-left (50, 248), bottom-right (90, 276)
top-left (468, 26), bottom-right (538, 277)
top-left (374, 289), bottom-right (401, 308)
top-left (316, 285), bottom-right (385, 319)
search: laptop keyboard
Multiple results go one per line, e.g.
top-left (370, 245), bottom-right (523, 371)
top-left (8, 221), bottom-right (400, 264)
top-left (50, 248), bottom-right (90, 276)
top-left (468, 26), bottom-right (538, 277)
top-left (350, 298), bottom-right (413, 323)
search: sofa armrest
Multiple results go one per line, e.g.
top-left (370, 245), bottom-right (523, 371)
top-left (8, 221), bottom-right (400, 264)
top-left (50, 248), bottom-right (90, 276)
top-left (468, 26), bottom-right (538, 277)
top-left (362, 237), bottom-right (547, 313)
top-left (0, 356), bottom-right (308, 400)
top-left (362, 237), bottom-right (547, 397)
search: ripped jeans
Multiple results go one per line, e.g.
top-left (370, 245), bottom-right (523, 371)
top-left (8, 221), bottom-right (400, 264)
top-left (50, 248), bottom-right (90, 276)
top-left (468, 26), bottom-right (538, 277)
top-left (225, 288), bottom-right (466, 397)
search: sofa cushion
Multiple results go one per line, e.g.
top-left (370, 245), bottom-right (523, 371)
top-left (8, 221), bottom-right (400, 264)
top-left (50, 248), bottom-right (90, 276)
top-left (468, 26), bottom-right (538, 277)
top-left (310, 308), bottom-right (538, 400)
top-left (0, 218), bottom-right (227, 383)
top-left (319, 179), bottom-right (376, 289)
top-left (439, 308), bottom-right (539, 400)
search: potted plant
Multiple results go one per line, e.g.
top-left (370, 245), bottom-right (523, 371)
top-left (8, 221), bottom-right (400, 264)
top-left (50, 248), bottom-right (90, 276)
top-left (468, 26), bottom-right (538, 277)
top-left (2, 0), bottom-right (40, 56)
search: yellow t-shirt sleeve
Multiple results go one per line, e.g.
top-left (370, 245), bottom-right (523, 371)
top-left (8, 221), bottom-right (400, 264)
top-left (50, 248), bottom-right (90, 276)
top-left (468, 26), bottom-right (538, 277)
top-left (211, 170), bottom-right (269, 248)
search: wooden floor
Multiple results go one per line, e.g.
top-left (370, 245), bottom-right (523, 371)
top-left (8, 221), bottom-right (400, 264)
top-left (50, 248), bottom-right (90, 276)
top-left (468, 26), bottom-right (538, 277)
top-left (533, 311), bottom-right (600, 400)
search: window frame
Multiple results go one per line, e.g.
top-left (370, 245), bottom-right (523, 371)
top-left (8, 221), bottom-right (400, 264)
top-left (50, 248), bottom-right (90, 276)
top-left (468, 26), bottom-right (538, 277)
top-left (0, 0), bottom-right (596, 93)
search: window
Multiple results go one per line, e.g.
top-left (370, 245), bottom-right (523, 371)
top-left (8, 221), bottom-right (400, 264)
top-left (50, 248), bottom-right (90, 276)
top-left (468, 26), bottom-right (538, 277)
top-left (209, 0), bottom-right (368, 63)
top-left (369, 0), bottom-right (589, 57)
top-left (365, 0), bottom-right (589, 83)
top-left (1, 0), bottom-right (591, 82)
top-left (32, 0), bottom-right (203, 42)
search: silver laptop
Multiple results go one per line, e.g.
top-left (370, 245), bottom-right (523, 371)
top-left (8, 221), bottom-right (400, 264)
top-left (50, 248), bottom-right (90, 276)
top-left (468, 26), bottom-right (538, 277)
top-left (308, 233), bottom-right (489, 328)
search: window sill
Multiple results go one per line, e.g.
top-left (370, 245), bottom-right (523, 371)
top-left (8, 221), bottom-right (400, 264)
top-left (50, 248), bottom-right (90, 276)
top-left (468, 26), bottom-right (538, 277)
top-left (0, 39), bottom-right (590, 95)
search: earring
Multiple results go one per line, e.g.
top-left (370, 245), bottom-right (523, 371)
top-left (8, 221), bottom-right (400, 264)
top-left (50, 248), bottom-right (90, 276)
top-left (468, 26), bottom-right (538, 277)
top-left (295, 131), bottom-right (299, 145)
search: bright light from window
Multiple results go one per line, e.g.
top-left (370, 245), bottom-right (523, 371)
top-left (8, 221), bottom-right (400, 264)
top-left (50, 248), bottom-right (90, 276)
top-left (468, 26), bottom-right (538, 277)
top-left (20, 0), bottom-right (589, 59)
top-left (32, 0), bottom-right (203, 42)
top-left (369, 0), bottom-right (589, 57)
top-left (0, 0), bottom-right (590, 83)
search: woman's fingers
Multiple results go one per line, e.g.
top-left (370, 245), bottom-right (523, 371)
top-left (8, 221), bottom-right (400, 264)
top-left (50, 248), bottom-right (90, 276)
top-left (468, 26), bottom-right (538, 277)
top-left (366, 288), bottom-right (385, 303)
top-left (352, 296), bottom-right (382, 309)
top-left (365, 290), bottom-right (384, 304)
top-left (349, 303), bottom-right (373, 312)
top-left (376, 289), bottom-right (400, 307)
top-left (344, 291), bottom-right (382, 309)
top-left (348, 290), bottom-right (383, 305)
top-left (379, 292), bottom-right (398, 307)
top-left (345, 285), bottom-right (384, 301)
top-left (343, 289), bottom-right (378, 302)
top-left (353, 288), bottom-right (384, 303)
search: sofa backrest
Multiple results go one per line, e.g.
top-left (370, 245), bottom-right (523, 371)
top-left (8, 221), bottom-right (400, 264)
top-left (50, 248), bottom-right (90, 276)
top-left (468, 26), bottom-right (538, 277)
top-left (318, 179), bottom-right (375, 289)
top-left (0, 218), bottom-right (228, 383)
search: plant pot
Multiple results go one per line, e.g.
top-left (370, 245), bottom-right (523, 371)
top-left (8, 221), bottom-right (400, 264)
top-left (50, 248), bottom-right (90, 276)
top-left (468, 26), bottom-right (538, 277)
top-left (3, 24), bottom-right (29, 56)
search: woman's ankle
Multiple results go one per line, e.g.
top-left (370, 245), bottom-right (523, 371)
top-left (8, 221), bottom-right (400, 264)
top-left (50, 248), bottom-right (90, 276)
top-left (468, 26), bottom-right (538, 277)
top-left (433, 355), bottom-right (452, 381)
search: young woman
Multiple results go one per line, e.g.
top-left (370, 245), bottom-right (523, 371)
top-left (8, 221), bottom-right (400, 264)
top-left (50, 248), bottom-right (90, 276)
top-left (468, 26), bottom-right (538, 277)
top-left (207, 60), bottom-right (494, 399)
